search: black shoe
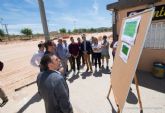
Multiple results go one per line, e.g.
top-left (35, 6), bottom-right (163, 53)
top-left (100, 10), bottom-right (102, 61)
top-left (0, 98), bottom-right (8, 107)
top-left (106, 66), bottom-right (109, 70)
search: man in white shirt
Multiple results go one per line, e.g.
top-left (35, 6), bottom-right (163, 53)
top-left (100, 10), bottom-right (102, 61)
top-left (30, 43), bottom-right (45, 68)
top-left (112, 41), bottom-right (118, 61)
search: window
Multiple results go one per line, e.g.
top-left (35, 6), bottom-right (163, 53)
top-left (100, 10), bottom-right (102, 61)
top-left (144, 22), bottom-right (165, 49)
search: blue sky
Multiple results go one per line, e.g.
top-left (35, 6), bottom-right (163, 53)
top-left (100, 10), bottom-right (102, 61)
top-left (0, 0), bottom-right (116, 34)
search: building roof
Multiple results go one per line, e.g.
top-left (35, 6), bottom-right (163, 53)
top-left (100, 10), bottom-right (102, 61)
top-left (107, 0), bottom-right (159, 11)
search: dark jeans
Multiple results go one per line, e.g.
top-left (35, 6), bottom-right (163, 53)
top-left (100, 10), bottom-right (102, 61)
top-left (112, 50), bottom-right (116, 61)
top-left (91, 52), bottom-right (94, 64)
top-left (70, 55), bottom-right (80, 71)
top-left (79, 53), bottom-right (85, 65)
top-left (93, 52), bottom-right (101, 68)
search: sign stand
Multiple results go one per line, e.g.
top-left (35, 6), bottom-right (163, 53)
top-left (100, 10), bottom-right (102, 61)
top-left (106, 8), bottom-right (154, 112)
top-left (134, 74), bottom-right (143, 112)
top-left (107, 73), bottom-right (143, 113)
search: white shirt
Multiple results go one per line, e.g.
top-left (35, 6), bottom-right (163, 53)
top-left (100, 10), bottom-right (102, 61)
top-left (113, 41), bottom-right (118, 48)
top-left (92, 43), bottom-right (102, 53)
top-left (30, 50), bottom-right (44, 67)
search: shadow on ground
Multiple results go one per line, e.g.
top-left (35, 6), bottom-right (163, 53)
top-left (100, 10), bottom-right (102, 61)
top-left (17, 92), bottom-right (41, 113)
top-left (81, 72), bottom-right (93, 79)
top-left (126, 88), bottom-right (138, 104)
top-left (68, 74), bottom-right (80, 83)
top-left (67, 67), bottom-right (111, 82)
top-left (135, 71), bottom-right (165, 93)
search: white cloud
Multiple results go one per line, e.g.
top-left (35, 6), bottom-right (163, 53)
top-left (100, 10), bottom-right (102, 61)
top-left (60, 16), bottom-right (78, 23)
top-left (3, 3), bottom-right (22, 12)
top-left (92, 0), bottom-right (99, 15)
top-left (24, 0), bottom-right (36, 5)
top-left (47, 10), bottom-right (56, 15)
top-left (52, 0), bottom-right (68, 8)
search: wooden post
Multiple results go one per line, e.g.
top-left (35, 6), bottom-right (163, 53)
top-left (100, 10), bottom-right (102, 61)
top-left (107, 85), bottom-right (112, 98)
top-left (134, 74), bottom-right (143, 112)
top-left (107, 85), bottom-right (121, 113)
top-left (117, 104), bottom-right (120, 113)
top-left (107, 74), bottom-right (143, 113)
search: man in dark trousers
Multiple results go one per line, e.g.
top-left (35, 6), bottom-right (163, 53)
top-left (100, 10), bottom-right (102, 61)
top-left (81, 34), bottom-right (93, 72)
top-left (37, 54), bottom-right (73, 113)
top-left (0, 61), bottom-right (8, 107)
top-left (68, 37), bottom-right (80, 73)
top-left (77, 37), bottom-right (85, 66)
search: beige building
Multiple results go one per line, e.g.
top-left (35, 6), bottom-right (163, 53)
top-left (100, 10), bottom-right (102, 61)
top-left (107, 0), bottom-right (165, 72)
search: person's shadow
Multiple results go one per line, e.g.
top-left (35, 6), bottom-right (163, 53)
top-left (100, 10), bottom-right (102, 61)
top-left (126, 88), bottom-right (138, 104)
top-left (81, 71), bottom-right (92, 79)
top-left (68, 73), bottom-right (80, 83)
top-left (17, 92), bottom-right (42, 113)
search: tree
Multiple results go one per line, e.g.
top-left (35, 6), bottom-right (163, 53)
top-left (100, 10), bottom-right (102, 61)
top-left (67, 30), bottom-right (71, 34)
top-left (73, 29), bottom-right (78, 33)
top-left (89, 28), bottom-right (96, 33)
top-left (59, 28), bottom-right (66, 33)
top-left (0, 29), bottom-right (5, 37)
top-left (20, 28), bottom-right (32, 36)
top-left (82, 28), bottom-right (87, 33)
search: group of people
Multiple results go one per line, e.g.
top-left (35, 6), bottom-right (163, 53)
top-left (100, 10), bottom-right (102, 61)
top-left (30, 34), bottom-right (118, 113)
top-left (31, 34), bottom-right (112, 75)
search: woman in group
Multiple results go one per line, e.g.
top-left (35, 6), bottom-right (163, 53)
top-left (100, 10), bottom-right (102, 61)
top-left (92, 37), bottom-right (102, 71)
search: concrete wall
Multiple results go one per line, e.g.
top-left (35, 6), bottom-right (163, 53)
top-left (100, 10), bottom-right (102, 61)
top-left (116, 1), bottom-right (165, 72)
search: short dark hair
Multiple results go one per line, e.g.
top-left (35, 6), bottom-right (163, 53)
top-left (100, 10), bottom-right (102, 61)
top-left (103, 35), bottom-right (107, 39)
top-left (40, 54), bottom-right (52, 71)
top-left (44, 40), bottom-right (53, 50)
top-left (70, 37), bottom-right (73, 40)
top-left (38, 43), bottom-right (44, 48)
top-left (81, 34), bottom-right (86, 38)
top-left (0, 61), bottom-right (4, 71)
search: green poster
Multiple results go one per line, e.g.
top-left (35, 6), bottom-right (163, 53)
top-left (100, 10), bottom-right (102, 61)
top-left (123, 21), bottom-right (137, 38)
top-left (120, 42), bottom-right (131, 63)
top-left (121, 16), bottom-right (141, 45)
top-left (122, 44), bottom-right (129, 55)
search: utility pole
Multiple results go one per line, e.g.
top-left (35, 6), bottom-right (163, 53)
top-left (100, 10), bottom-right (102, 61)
top-left (0, 18), bottom-right (3, 30)
top-left (37, 0), bottom-right (50, 41)
top-left (3, 24), bottom-right (9, 40)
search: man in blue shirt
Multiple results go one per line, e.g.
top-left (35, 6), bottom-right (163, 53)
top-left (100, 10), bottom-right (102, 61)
top-left (56, 39), bottom-right (68, 77)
